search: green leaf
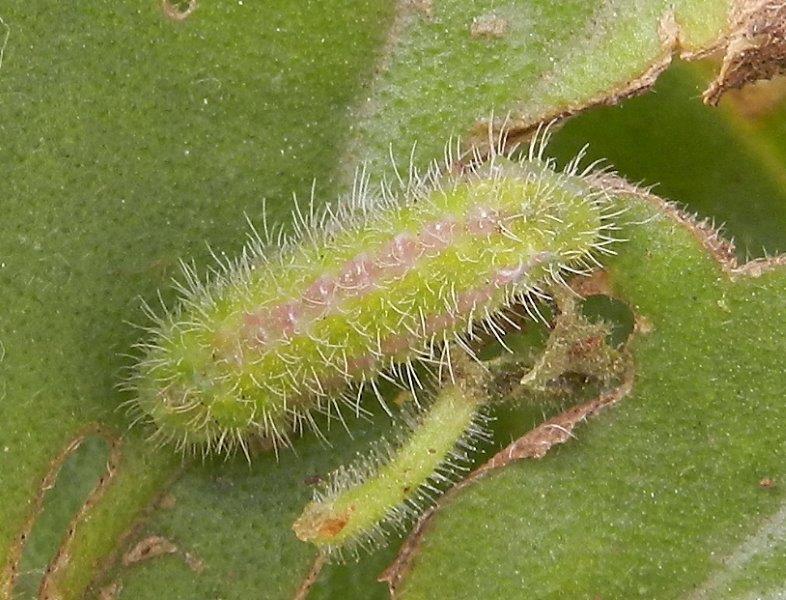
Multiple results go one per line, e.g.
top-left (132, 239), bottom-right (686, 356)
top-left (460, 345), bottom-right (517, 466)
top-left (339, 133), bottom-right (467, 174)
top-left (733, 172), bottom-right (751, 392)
top-left (1, 0), bottom-right (783, 598)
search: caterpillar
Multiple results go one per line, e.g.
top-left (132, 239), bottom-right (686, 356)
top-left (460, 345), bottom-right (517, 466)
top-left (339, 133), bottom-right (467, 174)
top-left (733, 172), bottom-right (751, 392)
top-left (292, 375), bottom-right (489, 559)
top-left (128, 134), bottom-right (620, 457)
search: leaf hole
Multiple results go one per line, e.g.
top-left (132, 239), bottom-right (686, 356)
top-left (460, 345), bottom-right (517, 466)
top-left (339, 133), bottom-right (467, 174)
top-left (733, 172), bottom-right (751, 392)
top-left (580, 294), bottom-right (635, 347)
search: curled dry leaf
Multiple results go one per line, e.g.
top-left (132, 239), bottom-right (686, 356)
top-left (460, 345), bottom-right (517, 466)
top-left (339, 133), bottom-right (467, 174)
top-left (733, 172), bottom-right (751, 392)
top-left (704, 0), bottom-right (786, 104)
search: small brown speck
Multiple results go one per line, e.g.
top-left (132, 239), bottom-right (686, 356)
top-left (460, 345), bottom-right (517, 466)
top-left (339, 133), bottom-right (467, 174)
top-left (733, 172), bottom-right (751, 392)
top-left (569, 335), bottom-right (604, 358)
top-left (407, 0), bottom-right (433, 18)
top-left (303, 474), bottom-right (324, 486)
top-left (317, 516), bottom-right (349, 537)
top-left (470, 13), bottom-right (509, 39)
top-left (159, 493), bottom-right (177, 510)
top-left (122, 535), bottom-right (178, 567)
top-left (635, 315), bottom-right (654, 335)
top-left (163, 0), bottom-right (197, 21)
top-left (184, 551), bottom-right (206, 573)
top-left (570, 270), bottom-right (612, 297)
top-left (759, 477), bottom-right (775, 489)
top-left (98, 580), bottom-right (122, 600)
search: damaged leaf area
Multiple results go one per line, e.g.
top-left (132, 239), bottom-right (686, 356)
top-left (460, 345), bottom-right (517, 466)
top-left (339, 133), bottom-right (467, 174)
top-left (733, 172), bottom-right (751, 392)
top-left (704, 0), bottom-right (786, 104)
top-left (513, 289), bottom-right (628, 396)
top-left (2, 0), bottom-right (786, 599)
top-left (387, 186), bottom-right (786, 599)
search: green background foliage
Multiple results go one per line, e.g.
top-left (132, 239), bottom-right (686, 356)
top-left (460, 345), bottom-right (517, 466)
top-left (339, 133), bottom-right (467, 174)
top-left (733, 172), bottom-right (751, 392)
top-left (0, 0), bottom-right (783, 598)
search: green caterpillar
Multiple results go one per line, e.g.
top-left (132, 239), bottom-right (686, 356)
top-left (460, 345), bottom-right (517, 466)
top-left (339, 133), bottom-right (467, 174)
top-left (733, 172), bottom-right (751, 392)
top-left (293, 377), bottom-right (488, 559)
top-left (129, 138), bottom-right (618, 456)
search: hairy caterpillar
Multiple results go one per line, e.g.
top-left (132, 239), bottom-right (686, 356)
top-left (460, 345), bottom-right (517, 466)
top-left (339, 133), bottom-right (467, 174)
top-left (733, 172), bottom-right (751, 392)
top-left (293, 376), bottom-right (489, 559)
top-left (129, 135), bottom-right (620, 457)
